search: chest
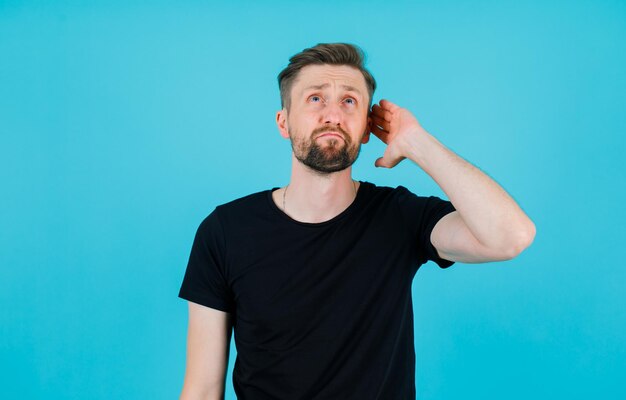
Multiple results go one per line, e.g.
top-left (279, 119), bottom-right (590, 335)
top-left (224, 218), bottom-right (417, 350)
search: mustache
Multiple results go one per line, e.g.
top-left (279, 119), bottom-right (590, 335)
top-left (312, 125), bottom-right (350, 140)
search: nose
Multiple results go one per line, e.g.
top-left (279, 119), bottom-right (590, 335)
top-left (321, 101), bottom-right (343, 126)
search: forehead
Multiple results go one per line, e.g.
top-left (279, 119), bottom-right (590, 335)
top-left (292, 64), bottom-right (367, 94)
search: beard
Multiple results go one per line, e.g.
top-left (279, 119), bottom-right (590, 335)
top-left (289, 126), bottom-right (362, 174)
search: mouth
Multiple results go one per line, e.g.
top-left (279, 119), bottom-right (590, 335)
top-left (316, 132), bottom-right (344, 140)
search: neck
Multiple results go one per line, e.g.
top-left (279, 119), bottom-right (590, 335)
top-left (277, 154), bottom-right (360, 223)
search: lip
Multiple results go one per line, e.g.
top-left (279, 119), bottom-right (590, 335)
top-left (317, 132), bottom-right (344, 139)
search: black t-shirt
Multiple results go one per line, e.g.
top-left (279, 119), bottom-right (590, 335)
top-left (179, 181), bottom-right (456, 399)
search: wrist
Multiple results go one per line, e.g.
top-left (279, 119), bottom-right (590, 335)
top-left (404, 128), bottom-right (438, 166)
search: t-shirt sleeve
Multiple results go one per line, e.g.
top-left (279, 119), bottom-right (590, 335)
top-left (178, 209), bottom-right (235, 313)
top-left (396, 186), bottom-right (457, 269)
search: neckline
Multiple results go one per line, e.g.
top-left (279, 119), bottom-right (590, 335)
top-left (267, 180), bottom-right (370, 227)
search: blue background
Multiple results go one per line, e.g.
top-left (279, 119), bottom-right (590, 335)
top-left (1, 1), bottom-right (625, 398)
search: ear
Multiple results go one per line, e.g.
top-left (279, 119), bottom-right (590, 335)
top-left (276, 109), bottom-right (290, 139)
top-left (361, 115), bottom-right (372, 144)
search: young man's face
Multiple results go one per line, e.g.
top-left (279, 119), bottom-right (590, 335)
top-left (276, 64), bottom-right (372, 174)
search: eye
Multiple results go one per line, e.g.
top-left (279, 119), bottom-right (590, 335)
top-left (309, 95), bottom-right (322, 103)
top-left (344, 97), bottom-right (356, 105)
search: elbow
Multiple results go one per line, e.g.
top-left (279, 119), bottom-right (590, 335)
top-left (502, 220), bottom-right (536, 260)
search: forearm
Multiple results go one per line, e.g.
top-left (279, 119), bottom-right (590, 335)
top-left (405, 130), bottom-right (535, 253)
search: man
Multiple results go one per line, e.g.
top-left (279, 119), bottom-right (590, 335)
top-left (178, 43), bottom-right (535, 400)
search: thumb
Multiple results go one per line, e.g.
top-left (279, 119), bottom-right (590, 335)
top-left (375, 156), bottom-right (390, 168)
top-left (375, 144), bottom-right (395, 168)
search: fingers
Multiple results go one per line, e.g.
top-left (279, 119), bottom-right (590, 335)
top-left (371, 104), bottom-right (392, 122)
top-left (370, 121), bottom-right (389, 144)
top-left (370, 108), bottom-right (390, 143)
top-left (370, 98), bottom-right (405, 169)
top-left (371, 99), bottom-right (400, 119)
top-left (371, 112), bottom-right (390, 132)
top-left (379, 99), bottom-right (400, 112)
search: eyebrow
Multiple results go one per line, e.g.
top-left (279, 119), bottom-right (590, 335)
top-left (303, 83), bottom-right (363, 97)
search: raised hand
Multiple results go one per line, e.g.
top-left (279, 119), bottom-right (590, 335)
top-left (369, 100), bottom-right (537, 263)
top-left (369, 99), bottom-right (427, 168)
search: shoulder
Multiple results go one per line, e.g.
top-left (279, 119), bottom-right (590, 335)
top-left (361, 181), bottom-right (422, 202)
top-left (216, 189), bottom-right (272, 212)
top-left (364, 182), bottom-right (453, 221)
top-left (355, 182), bottom-right (436, 218)
top-left (360, 180), bottom-right (403, 197)
top-left (198, 188), bottom-right (275, 229)
top-left (382, 183), bottom-right (446, 205)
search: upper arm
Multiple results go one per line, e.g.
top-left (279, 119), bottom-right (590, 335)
top-left (430, 211), bottom-right (515, 263)
top-left (180, 301), bottom-right (233, 400)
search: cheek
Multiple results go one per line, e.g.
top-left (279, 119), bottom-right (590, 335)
top-left (353, 113), bottom-right (369, 132)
